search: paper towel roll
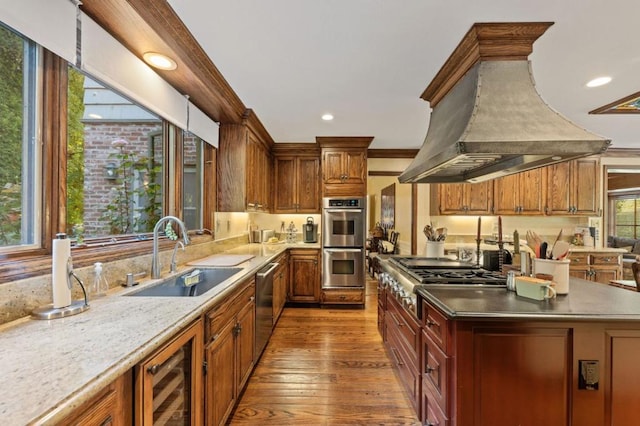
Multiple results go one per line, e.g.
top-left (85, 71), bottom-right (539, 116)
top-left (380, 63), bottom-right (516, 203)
top-left (52, 234), bottom-right (72, 308)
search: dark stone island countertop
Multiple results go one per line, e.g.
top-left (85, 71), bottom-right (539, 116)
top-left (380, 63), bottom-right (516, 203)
top-left (415, 279), bottom-right (640, 321)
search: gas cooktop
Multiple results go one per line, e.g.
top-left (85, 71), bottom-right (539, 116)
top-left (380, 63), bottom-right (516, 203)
top-left (389, 256), bottom-right (506, 285)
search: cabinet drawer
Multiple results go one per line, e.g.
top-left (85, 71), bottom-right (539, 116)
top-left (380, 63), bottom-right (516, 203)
top-left (422, 384), bottom-right (450, 426)
top-left (590, 253), bottom-right (621, 266)
top-left (422, 300), bottom-right (449, 350)
top-left (387, 296), bottom-right (420, 356)
top-left (206, 280), bottom-right (255, 342)
top-left (321, 288), bottom-right (364, 304)
top-left (385, 316), bottom-right (420, 412)
top-left (423, 331), bottom-right (449, 411)
top-left (568, 253), bottom-right (589, 267)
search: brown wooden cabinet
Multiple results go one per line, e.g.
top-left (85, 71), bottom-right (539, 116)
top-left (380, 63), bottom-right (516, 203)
top-left (317, 136), bottom-right (372, 197)
top-left (430, 181), bottom-right (493, 215)
top-left (383, 289), bottom-right (421, 414)
top-left (546, 158), bottom-right (600, 215)
top-left (273, 144), bottom-right (321, 213)
top-left (61, 371), bottom-right (132, 426)
top-left (320, 287), bottom-right (365, 305)
top-left (418, 297), bottom-right (640, 426)
top-left (288, 248), bottom-right (320, 303)
top-left (568, 250), bottom-right (622, 283)
top-left (204, 278), bottom-right (255, 426)
top-left (272, 252), bottom-right (289, 325)
top-left (493, 167), bottom-right (547, 215)
top-left (218, 110), bottom-right (273, 212)
top-left (135, 319), bottom-right (204, 425)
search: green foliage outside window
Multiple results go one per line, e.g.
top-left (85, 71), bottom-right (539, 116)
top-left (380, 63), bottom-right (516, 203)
top-left (0, 25), bottom-right (24, 245)
top-left (67, 68), bottom-right (85, 237)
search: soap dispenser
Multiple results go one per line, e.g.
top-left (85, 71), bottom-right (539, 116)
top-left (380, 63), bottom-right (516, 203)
top-left (92, 262), bottom-right (109, 297)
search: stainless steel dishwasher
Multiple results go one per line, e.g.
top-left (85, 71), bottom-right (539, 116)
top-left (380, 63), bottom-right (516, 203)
top-left (255, 262), bottom-right (278, 358)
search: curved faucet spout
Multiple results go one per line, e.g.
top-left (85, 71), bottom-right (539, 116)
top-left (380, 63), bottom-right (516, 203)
top-left (152, 216), bottom-right (190, 279)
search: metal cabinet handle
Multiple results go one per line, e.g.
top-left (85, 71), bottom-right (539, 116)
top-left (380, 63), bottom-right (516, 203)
top-left (390, 347), bottom-right (404, 366)
top-left (147, 364), bottom-right (159, 375)
top-left (426, 318), bottom-right (439, 328)
top-left (210, 333), bottom-right (219, 343)
top-left (425, 364), bottom-right (438, 375)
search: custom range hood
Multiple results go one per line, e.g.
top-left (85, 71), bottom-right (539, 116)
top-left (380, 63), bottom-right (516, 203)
top-left (399, 22), bottom-right (610, 184)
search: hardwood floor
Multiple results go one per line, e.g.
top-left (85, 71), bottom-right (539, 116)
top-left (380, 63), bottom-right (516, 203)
top-left (228, 279), bottom-right (420, 425)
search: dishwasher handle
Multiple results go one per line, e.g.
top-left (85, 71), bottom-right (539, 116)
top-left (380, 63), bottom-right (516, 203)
top-left (257, 262), bottom-right (279, 279)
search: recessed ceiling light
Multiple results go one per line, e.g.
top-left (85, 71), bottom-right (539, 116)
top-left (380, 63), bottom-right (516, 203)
top-left (88, 113), bottom-right (102, 119)
top-left (143, 52), bottom-right (177, 70)
top-left (321, 113), bottom-right (334, 121)
top-left (586, 76), bottom-right (612, 88)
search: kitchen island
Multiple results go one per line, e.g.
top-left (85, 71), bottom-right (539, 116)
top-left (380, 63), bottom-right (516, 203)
top-left (415, 279), bottom-right (640, 426)
top-left (0, 242), bottom-right (318, 425)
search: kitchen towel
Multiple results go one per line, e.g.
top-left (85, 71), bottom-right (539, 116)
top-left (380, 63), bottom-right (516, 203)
top-left (52, 235), bottom-right (72, 308)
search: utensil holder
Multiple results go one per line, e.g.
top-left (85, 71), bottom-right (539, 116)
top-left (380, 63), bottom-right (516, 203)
top-left (533, 258), bottom-right (570, 294)
top-left (426, 241), bottom-right (445, 258)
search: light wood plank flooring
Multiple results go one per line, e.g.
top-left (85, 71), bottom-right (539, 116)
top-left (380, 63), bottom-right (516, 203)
top-left (228, 279), bottom-right (420, 425)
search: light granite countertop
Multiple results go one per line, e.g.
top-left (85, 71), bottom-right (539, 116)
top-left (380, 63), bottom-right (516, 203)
top-left (0, 242), bottom-right (319, 425)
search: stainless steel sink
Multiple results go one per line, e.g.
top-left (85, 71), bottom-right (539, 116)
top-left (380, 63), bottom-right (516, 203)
top-left (127, 268), bottom-right (242, 297)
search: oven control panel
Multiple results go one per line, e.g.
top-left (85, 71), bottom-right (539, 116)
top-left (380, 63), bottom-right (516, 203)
top-left (324, 197), bottom-right (364, 208)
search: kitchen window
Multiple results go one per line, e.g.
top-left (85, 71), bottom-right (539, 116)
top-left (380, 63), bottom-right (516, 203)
top-left (611, 196), bottom-right (640, 239)
top-left (0, 24), bottom-right (41, 253)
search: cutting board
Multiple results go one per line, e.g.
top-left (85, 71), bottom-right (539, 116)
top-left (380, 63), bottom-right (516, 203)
top-left (188, 254), bottom-right (255, 267)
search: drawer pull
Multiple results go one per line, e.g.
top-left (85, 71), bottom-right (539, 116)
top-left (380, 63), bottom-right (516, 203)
top-left (390, 348), bottom-right (404, 366)
top-left (425, 364), bottom-right (438, 374)
top-left (147, 364), bottom-right (159, 375)
top-left (426, 318), bottom-right (439, 328)
top-left (210, 333), bottom-right (219, 343)
top-left (425, 421), bottom-right (439, 426)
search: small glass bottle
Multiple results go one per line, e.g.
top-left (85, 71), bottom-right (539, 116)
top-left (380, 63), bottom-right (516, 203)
top-left (92, 262), bottom-right (109, 297)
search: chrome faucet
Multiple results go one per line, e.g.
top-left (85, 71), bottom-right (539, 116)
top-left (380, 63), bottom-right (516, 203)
top-left (152, 216), bottom-right (190, 279)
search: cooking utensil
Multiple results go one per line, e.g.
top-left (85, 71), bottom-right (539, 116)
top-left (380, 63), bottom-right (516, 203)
top-left (551, 241), bottom-right (570, 260)
top-left (549, 229), bottom-right (563, 259)
top-left (539, 242), bottom-right (548, 259)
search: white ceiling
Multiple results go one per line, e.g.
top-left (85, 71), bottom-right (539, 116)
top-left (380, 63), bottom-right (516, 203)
top-left (169, 0), bottom-right (640, 149)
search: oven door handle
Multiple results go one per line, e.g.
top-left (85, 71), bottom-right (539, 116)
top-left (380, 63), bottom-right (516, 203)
top-left (324, 248), bottom-right (363, 253)
top-left (324, 208), bottom-right (364, 214)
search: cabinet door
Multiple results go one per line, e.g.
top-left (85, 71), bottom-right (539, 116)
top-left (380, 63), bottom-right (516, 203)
top-left (236, 299), bottom-right (256, 391)
top-left (472, 327), bottom-right (570, 425)
top-left (273, 261), bottom-right (289, 323)
top-left (289, 250), bottom-right (320, 303)
top-left (493, 174), bottom-right (521, 214)
top-left (206, 321), bottom-right (236, 426)
top-left (322, 151), bottom-right (345, 184)
top-left (592, 268), bottom-right (619, 284)
top-left (138, 320), bottom-right (203, 426)
top-left (572, 158), bottom-right (599, 215)
top-left (606, 330), bottom-right (640, 425)
top-left (546, 162), bottom-right (572, 215)
top-left (343, 150), bottom-right (366, 184)
top-left (518, 168), bottom-right (546, 214)
top-left (437, 182), bottom-right (492, 215)
top-left (296, 157), bottom-right (321, 212)
top-left (274, 157), bottom-right (297, 212)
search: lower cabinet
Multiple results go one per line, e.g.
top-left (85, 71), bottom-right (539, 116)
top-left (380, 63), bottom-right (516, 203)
top-left (320, 287), bottom-right (364, 305)
top-left (135, 319), bottom-right (204, 425)
top-left (418, 297), bottom-right (640, 426)
top-left (272, 252), bottom-right (289, 324)
top-left (568, 250), bottom-right (622, 283)
top-left (204, 278), bottom-right (256, 426)
top-left (382, 291), bottom-right (421, 414)
top-left (61, 371), bottom-right (132, 425)
top-left (288, 249), bottom-right (320, 303)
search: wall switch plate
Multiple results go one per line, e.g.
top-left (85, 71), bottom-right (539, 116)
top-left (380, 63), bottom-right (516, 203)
top-left (578, 360), bottom-right (599, 390)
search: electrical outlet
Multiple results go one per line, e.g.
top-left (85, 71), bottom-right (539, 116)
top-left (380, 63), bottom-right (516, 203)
top-left (578, 360), bottom-right (599, 390)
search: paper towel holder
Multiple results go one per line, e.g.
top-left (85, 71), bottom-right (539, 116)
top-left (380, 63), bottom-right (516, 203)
top-left (31, 235), bottom-right (90, 320)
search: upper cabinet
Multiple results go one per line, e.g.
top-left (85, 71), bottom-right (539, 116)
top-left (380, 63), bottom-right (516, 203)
top-left (432, 158), bottom-right (600, 216)
top-left (218, 110), bottom-right (273, 212)
top-left (317, 136), bottom-right (373, 197)
top-left (546, 158), bottom-right (600, 216)
top-left (493, 168), bottom-right (547, 215)
top-left (273, 144), bottom-right (321, 213)
top-left (431, 181), bottom-right (493, 215)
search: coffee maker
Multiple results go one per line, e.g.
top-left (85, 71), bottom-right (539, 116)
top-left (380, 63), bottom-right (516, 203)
top-left (303, 217), bottom-right (318, 243)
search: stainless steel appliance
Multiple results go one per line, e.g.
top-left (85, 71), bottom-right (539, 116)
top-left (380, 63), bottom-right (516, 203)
top-left (322, 197), bottom-right (366, 289)
top-left (322, 197), bottom-right (366, 248)
top-left (380, 256), bottom-right (506, 318)
top-left (303, 217), bottom-right (318, 243)
top-left (255, 262), bottom-right (278, 357)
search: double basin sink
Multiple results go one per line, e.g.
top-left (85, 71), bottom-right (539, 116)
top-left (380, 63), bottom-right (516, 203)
top-left (127, 267), bottom-right (243, 297)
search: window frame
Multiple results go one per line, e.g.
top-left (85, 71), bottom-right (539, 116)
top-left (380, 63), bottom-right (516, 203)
top-left (0, 49), bottom-right (217, 282)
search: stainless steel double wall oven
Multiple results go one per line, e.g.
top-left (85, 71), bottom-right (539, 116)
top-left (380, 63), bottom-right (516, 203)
top-left (321, 197), bottom-right (366, 288)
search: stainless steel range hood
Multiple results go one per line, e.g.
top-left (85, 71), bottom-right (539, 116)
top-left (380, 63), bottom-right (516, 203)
top-left (398, 22), bottom-right (610, 184)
